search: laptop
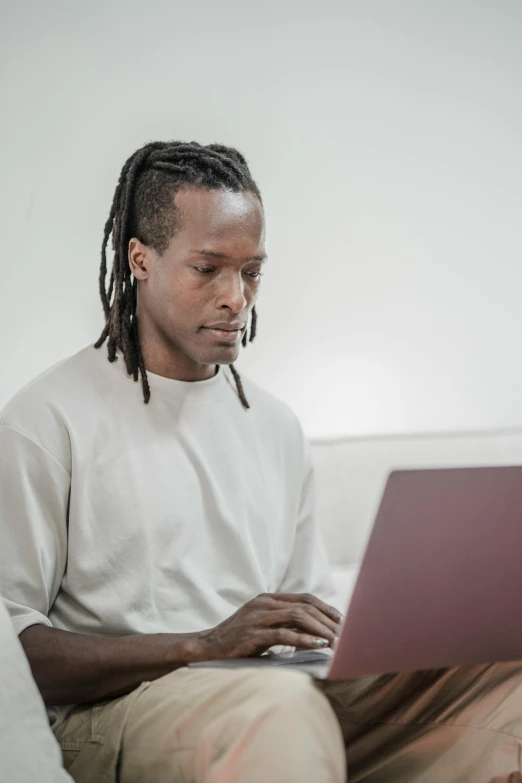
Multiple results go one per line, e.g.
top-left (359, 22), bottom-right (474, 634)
top-left (189, 466), bottom-right (522, 680)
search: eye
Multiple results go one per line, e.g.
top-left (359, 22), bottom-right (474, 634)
top-left (195, 267), bottom-right (263, 280)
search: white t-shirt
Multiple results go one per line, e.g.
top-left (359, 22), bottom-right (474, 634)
top-left (0, 346), bottom-right (336, 726)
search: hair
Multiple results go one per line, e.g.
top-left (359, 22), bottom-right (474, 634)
top-left (94, 141), bottom-right (262, 408)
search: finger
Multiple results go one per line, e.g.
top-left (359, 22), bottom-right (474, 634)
top-left (271, 593), bottom-right (342, 624)
top-left (264, 600), bottom-right (341, 637)
top-left (295, 603), bottom-right (341, 636)
top-left (259, 608), bottom-right (337, 646)
top-left (258, 627), bottom-right (333, 650)
top-left (253, 595), bottom-right (342, 641)
top-left (262, 595), bottom-right (341, 632)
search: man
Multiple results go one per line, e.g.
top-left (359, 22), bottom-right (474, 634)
top-left (1, 140), bottom-right (522, 783)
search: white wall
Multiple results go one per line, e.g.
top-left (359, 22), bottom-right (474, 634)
top-left (1, 0), bottom-right (521, 438)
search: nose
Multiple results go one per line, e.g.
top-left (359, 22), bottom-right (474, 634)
top-left (217, 272), bottom-right (248, 313)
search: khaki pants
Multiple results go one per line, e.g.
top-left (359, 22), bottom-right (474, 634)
top-left (54, 663), bottom-right (522, 783)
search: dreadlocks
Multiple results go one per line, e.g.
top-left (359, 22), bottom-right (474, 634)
top-left (95, 141), bottom-right (261, 408)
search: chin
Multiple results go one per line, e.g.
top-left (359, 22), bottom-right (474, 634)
top-left (214, 348), bottom-right (241, 365)
top-left (196, 346), bottom-right (240, 366)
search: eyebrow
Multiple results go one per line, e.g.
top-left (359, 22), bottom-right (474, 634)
top-left (190, 249), bottom-right (267, 263)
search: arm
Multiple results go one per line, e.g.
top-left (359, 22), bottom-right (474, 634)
top-left (21, 588), bottom-right (342, 706)
top-left (0, 424), bottom-right (205, 705)
top-left (19, 624), bottom-right (204, 705)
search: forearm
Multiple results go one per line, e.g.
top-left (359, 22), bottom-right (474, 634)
top-left (20, 624), bottom-right (206, 706)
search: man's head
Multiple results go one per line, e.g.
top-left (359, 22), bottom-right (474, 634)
top-left (96, 141), bottom-right (265, 408)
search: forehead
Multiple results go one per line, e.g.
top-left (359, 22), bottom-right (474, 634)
top-left (173, 187), bottom-right (265, 249)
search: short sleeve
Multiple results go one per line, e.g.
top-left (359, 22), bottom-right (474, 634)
top-left (0, 424), bottom-right (70, 635)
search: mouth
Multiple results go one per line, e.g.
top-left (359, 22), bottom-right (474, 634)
top-left (202, 327), bottom-right (242, 343)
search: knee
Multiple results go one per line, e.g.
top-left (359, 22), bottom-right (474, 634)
top-left (200, 669), bottom-right (345, 781)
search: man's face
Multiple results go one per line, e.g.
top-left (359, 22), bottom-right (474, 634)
top-left (129, 187), bottom-right (266, 379)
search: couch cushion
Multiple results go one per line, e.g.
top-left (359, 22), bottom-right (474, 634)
top-left (0, 600), bottom-right (71, 781)
top-left (311, 427), bottom-right (522, 571)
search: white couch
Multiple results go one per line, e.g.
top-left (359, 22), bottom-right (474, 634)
top-left (0, 598), bottom-right (72, 781)
top-left (311, 426), bottom-right (522, 608)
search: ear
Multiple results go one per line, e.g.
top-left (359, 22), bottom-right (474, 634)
top-left (128, 238), bottom-right (152, 281)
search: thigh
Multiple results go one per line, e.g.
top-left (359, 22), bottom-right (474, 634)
top-left (53, 680), bottom-right (149, 781)
top-left (117, 666), bottom-right (343, 783)
top-left (55, 666), bottom-right (344, 783)
top-left (319, 663), bottom-right (522, 783)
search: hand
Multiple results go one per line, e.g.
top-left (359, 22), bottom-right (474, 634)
top-left (195, 593), bottom-right (342, 660)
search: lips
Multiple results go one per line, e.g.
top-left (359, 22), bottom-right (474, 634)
top-left (203, 327), bottom-right (241, 343)
top-left (204, 323), bottom-right (245, 331)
